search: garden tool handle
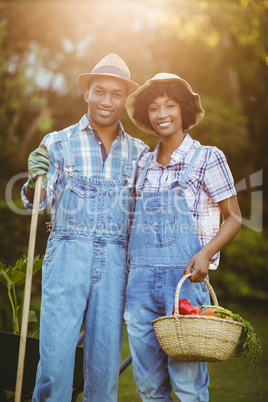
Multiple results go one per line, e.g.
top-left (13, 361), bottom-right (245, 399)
top-left (15, 175), bottom-right (43, 402)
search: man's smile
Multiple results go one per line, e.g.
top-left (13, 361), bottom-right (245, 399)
top-left (97, 107), bottom-right (114, 116)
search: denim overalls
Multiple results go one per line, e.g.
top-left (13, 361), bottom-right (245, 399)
top-left (33, 131), bottom-right (134, 402)
top-left (125, 146), bottom-right (210, 402)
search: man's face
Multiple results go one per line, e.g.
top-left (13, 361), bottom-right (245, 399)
top-left (84, 76), bottom-right (128, 130)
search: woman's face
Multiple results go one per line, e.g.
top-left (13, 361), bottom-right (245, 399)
top-left (147, 94), bottom-right (184, 140)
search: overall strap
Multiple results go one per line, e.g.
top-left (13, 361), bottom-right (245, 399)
top-left (123, 135), bottom-right (134, 180)
top-left (138, 153), bottom-right (153, 189)
top-left (58, 129), bottom-right (75, 170)
top-left (180, 146), bottom-right (203, 186)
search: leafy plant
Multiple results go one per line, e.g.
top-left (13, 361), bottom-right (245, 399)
top-left (0, 255), bottom-right (43, 334)
top-left (201, 305), bottom-right (262, 368)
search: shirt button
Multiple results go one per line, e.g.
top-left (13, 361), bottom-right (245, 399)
top-left (123, 179), bottom-right (128, 186)
top-left (81, 190), bottom-right (85, 195)
top-left (52, 231), bottom-right (56, 235)
top-left (45, 254), bottom-right (49, 258)
top-left (99, 141), bottom-right (102, 145)
top-left (69, 172), bottom-right (74, 177)
top-left (137, 191), bottom-right (142, 197)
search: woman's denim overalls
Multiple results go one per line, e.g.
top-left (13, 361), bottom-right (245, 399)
top-left (33, 131), bottom-right (134, 402)
top-left (125, 146), bottom-right (210, 402)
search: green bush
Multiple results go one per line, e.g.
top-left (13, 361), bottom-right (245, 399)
top-left (212, 228), bottom-right (268, 302)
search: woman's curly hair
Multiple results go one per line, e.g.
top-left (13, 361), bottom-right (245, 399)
top-left (133, 81), bottom-right (199, 133)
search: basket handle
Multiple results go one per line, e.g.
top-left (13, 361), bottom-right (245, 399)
top-left (174, 273), bottom-right (219, 315)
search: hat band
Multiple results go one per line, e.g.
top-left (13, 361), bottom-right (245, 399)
top-left (91, 66), bottom-right (129, 79)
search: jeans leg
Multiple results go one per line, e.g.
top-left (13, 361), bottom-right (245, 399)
top-left (125, 268), bottom-right (173, 401)
top-left (166, 269), bottom-right (210, 402)
top-left (33, 240), bottom-right (92, 402)
top-left (83, 242), bottom-right (128, 402)
top-left (168, 360), bottom-right (209, 402)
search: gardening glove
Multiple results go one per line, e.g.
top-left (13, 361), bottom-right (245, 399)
top-left (27, 144), bottom-right (50, 190)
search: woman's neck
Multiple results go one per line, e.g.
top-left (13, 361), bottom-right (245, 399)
top-left (157, 135), bottom-right (185, 167)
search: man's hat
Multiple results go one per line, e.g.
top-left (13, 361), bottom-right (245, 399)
top-left (126, 72), bottom-right (205, 135)
top-left (77, 53), bottom-right (140, 96)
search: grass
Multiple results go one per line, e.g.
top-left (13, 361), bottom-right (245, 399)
top-left (3, 308), bottom-right (267, 401)
top-left (207, 310), bottom-right (268, 402)
top-left (117, 309), bottom-right (268, 401)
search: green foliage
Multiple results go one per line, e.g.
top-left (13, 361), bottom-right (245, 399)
top-left (38, 114), bottom-right (54, 133)
top-left (212, 228), bottom-right (268, 301)
top-left (201, 304), bottom-right (262, 368)
top-left (0, 0), bottom-right (267, 297)
top-left (0, 203), bottom-right (49, 266)
top-left (119, 313), bottom-right (268, 401)
top-left (196, 95), bottom-right (249, 159)
top-left (0, 0), bottom-right (266, 205)
top-left (234, 315), bottom-right (262, 369)
top-left (0, 255), bottom-right (43, 334)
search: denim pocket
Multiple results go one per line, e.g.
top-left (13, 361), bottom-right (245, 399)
top-left (66, 181), bottom-right (98, 229)
top-left (97, 187), bottom-right (133, 236)
top-left (143, 197), bottom-right (176, 248)
top-left (126, 267), bottom-right (154, 303)
top-left (42, 239), bottom-right (63, 280)
top-left (192, 281), bottom-right (211, 306)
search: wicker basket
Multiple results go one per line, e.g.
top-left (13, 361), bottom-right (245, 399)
top-left (152, 273), bottom-right (243, 362)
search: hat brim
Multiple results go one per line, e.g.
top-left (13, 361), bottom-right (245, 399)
top-left (77, 73), bottom-right (140, 97)
top-left (126, 73), bottom-right (205, 135)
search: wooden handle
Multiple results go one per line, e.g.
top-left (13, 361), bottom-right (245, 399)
top-left (15, 175), bottom-right (43, 402)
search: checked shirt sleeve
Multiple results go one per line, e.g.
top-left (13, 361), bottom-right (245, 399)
top-left (203, 147), bottom-right (237, 204)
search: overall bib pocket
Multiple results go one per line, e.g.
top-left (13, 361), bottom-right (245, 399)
top-left (98, 187), bottom-right (133, 236)
top-left (66, 181), bottom-right (98, 229)
top-left (143, 195), bottom-right (177, 248)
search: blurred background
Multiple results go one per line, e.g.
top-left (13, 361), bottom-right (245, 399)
top-left (0, 0), bottom-right (267, 326)
top-left (0, 1), bottom-right (268, 400)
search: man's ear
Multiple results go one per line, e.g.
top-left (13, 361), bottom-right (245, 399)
top-left (84, 89), bottom-right (89, 102)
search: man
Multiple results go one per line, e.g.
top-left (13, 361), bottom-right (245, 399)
top-left (21, 53), bottom-right (149, 401)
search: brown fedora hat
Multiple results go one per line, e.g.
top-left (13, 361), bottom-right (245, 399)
top-left (77, 53), bottom-right (140, 96)
top-left (126, 73), bottom-right (205, 135)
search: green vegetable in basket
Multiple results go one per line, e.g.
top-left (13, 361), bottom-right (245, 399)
top-left (201, 305), bottom-right (262, 368)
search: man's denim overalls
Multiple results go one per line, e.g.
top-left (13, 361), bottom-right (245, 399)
top-left (125, 146), bottom-right (210, 402)
top-left (33, 131), bottom-right (134, 401)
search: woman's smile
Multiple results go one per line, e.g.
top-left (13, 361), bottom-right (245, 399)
top-left (148, 94), bottom-right (184, 140)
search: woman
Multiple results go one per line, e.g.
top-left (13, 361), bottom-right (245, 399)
top-left (124, 73), bottom-right (241, 401)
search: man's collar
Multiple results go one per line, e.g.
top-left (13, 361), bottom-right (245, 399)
top-left (117, 121), bottom-right (125, 138)
top-left (79, 114), bottom-right (125, 138)
top-left (79, 114), bottom-right (91, 130)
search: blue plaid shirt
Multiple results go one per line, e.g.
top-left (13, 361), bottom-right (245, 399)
top-left (136, 134), bottom-right (237, 269)
top-left (21, 114), bottom-right (149, 214)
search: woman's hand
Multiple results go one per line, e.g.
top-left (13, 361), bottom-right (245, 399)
top-left (184, 249), bottom-right (210, 282)
top-left (184, 195), bottom-right (241, 282)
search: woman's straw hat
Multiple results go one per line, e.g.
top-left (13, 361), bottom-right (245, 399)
top-left (126, 73), bottom-right (205, 134)
top-left (77, 53), bottom-right (139, 96)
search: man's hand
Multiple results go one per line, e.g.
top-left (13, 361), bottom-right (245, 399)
top-left (27, 144), bottom-right (50, 190)
top-left (46, 222), bottom-right (52, 234)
